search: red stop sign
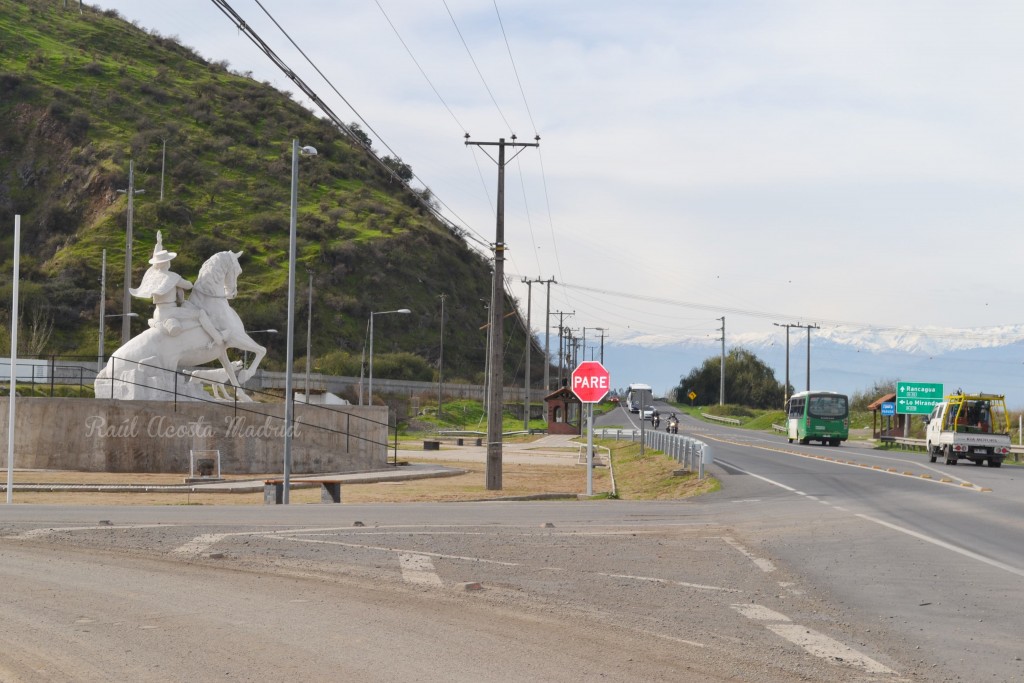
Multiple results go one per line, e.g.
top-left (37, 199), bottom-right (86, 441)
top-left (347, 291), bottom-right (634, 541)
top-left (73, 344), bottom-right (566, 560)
top-left (571, 361), bottom-right (611, 403)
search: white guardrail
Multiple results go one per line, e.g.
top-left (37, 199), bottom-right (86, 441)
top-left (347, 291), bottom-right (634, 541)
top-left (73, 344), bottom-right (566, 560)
top-left (700, 413), bottom-right (741, 425)
top-left (594, 428), bottom-right (713, 479)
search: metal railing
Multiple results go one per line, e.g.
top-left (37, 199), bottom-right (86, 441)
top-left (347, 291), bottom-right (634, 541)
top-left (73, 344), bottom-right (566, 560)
top-left (593, 427), bottom-right (713, 479)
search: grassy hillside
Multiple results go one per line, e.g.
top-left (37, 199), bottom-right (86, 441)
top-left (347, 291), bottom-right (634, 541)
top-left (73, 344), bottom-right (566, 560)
top-left (0, 1), bottom-right (538, 385)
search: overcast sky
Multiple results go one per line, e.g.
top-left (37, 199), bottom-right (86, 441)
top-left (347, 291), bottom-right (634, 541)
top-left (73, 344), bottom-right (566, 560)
top-left (93, 0), bottom-right (1024, 364)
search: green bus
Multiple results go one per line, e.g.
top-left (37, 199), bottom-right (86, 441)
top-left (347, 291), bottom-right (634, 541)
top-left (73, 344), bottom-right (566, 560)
top-left (786, 391), bottom-right (849, 446)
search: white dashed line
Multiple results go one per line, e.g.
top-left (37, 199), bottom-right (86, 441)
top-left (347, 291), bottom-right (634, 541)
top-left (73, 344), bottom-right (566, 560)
top-left (723, 536), bottom-right (776, 573)
top-left (731, 603), bottom-right (790, 621)
top-left (399, 553), bottom-right (443, 586)
top-left (599, 572), bottom-right (739, 593)
top-left (270, 535), bottom-right (522, 566)
top-left (11, 524), bottom-right (173, 539)
top-left (766, 623), bottom-right (894, 674)
top-left (172, 533), bottom-right (230, 555)
top-left (731, 604), bottom-right (894, 675)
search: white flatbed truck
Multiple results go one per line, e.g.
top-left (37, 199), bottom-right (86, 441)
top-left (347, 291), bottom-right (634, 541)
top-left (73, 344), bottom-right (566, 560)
top-left (925, 393), bottom-right (1011, 467)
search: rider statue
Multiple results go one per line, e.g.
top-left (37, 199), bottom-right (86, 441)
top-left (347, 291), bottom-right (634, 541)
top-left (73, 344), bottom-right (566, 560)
top-left (130, 231), bottom-right (225, 347)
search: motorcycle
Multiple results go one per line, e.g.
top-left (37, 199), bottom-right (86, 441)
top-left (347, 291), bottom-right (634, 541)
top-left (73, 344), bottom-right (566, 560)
top-left (666, 418), bottom-right (679, 434)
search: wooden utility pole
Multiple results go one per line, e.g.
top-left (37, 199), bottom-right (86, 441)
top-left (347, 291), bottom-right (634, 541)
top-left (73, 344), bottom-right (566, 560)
top-left (520, 278), bottom-right (552, 431)
top-left (774, 322), bottom-right (819, 400)
top-left (465, 135), bottom-right (539, 490)
top-left (718, 316), bottom-right (726, 406)
top-left (551, 310), bottom-right (573, 389)
top-left (541, 278), bottom-right (555, 394)
top-left (116, 160), bottom-right (144, 346)
top-left (594, 328), bottom-right (608, 364)
top-left (437, 293), bottom-right (446, 420)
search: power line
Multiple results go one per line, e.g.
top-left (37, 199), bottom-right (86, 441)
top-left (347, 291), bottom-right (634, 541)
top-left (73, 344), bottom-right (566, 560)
top-left (208, 0), bottom-right (493, 251)
top-left (558, 281), bottom-right (1022, 342)
top-left (492, 0), bottom-right (537, 136)
top-left (515, 157), bottom-right (541, 274)
top-left (443, 0), bottom-right (514, 133)
top-left (373, 0), bottom-right (468, 135)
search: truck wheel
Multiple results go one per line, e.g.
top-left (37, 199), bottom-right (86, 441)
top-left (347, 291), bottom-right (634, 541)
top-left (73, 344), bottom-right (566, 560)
top-left (944, 445), bottom-right (957, 465)
top-left (974, 459), bottom-right (985, 466)
top-left (928, 444), bottom-right (937, 463)
top-left (787, 438), bottom-right (793, 444)
top-left (989, 459), bottom-right (1003, 468)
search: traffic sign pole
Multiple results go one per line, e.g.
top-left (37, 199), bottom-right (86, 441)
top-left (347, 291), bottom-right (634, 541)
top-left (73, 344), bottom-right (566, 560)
top-left (570, 361), bottom-right (610, 498)
top-left (586, 403), bottom-right (593, 496)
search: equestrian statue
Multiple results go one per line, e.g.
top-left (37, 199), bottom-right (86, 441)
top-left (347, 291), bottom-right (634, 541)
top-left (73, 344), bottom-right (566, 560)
top-left (94, 232), bottom-right (267, 401)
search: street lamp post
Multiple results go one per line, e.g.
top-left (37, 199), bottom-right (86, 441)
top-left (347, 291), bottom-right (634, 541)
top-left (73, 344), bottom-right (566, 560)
top-left (97, 247), bottom-right (141, 364)
top-left (282, 139), bottom-right (317, 504)
top-left (98, 313), bottom-right (138, 364)
top-left (116, 160), bottom-right (144, 347)
top-left (368, 308), bottom-right (411, 405)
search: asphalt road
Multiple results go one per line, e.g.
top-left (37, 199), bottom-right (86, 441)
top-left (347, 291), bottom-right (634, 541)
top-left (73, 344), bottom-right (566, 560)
top-left (3, 409), bottom-right (1023, 681)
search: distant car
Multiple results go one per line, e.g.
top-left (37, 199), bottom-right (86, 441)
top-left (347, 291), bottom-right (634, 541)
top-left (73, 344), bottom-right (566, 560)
top-left (642, 406), bottom-right (655, 420)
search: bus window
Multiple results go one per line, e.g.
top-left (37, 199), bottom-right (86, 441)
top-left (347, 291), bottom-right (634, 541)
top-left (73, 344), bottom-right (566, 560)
top-left (808, 395), bottom-right (848, 419)
top-left (787, 398), bottom-right (804, 419)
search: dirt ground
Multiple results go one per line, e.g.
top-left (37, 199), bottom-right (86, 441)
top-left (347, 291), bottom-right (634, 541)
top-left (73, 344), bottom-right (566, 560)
top-left (3, 459), bottom-right (609, 506)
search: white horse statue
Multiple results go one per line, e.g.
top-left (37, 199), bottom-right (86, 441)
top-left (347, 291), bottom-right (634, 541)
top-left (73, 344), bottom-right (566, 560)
top-left (94, 250), bottom-right (267, 401)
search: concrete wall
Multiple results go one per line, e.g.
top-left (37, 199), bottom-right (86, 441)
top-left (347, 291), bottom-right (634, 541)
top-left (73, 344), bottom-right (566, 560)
top-left (0, 397), bottom-right (390, 474)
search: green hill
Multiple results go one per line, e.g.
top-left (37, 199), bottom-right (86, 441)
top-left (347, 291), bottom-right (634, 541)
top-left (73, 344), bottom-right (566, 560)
top-left (0, 2), bottom-right (537, 387)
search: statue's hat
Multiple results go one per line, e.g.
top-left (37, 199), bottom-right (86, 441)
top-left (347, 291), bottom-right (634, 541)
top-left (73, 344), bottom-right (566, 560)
top-left (148, 231), bottom-right (177, 264)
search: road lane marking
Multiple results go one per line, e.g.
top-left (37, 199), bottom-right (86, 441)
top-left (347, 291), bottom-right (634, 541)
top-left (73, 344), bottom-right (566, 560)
top-left (599, 572), bottom-right (738, 593)
top-left (10, 524), bottom-right (173, 539)
top-left (268, 535), bottom-right (522, 566)
top-left (731, 604), bottom-right (790, 621)
top-left (173, 533), bottom-right (230, 555)
top-left (854, 513), bottom-right (1024, 579)
top-left (731, 604), bottom-right (895, 675)
top-left (715, 459), bottom-right (1024, 579)
top-left (399, 553), bottom-right (443, 586)
top-left (723, 536), bottom-right (776, 573)
top-left (767, 624), bottom-right (894, 674)
top-left (709, 437), bottom-right (990, 491)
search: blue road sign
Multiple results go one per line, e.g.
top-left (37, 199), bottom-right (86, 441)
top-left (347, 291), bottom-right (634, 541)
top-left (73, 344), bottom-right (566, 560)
top-left (880, 402), bottom-right (896, 416)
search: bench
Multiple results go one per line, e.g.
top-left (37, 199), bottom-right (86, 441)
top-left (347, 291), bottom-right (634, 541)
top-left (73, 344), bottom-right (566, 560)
top-left (264, 479), bottom-right (341, 504)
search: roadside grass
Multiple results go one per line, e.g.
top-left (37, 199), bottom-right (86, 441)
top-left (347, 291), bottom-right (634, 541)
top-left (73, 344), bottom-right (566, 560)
top-left (604, 439), bottom-right (719, 500)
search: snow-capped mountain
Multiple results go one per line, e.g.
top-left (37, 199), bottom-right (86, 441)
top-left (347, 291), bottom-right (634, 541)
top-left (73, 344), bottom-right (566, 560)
top-left (602, 326), bottom-right (1024, 407)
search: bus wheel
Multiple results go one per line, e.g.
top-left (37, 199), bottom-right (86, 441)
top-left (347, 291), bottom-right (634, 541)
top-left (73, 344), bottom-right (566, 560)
top-left (787, 438), bottom-right (793, 444)
top-left (799, 438), bottom-right (809, 445)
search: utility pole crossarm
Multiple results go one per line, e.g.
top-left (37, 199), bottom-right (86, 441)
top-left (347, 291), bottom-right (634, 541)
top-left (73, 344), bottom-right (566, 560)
top-left (774, 322), bottom-right (820, 398)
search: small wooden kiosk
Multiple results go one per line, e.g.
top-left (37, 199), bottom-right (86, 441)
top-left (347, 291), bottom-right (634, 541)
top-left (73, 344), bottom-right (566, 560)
top-left (544, 386), bottom-right (582, 435)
